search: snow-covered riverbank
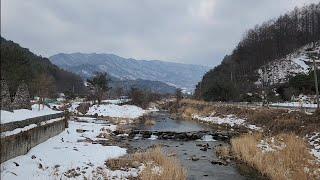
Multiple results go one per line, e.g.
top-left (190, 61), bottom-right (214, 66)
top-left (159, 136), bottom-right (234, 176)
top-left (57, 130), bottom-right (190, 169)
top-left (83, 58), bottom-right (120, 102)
top-left (0, 117), bottom-right (140, 180)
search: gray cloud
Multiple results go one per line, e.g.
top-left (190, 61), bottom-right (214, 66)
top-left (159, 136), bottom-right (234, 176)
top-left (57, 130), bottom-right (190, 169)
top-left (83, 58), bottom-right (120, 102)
top-left (1, 0), bottom-right (318, 67)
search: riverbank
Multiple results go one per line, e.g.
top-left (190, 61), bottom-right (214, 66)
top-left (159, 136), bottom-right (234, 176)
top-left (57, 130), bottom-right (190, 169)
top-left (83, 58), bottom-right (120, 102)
top-left (164, 99), bottom-right (320, 180)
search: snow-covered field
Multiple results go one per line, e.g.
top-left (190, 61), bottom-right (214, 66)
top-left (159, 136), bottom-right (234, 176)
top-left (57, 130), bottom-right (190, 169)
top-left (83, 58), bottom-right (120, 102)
top-left (87, 104), bottom-right (146, 119)
top-left (1, 104), bottom-right (61, 124)
top-left (0, 117), bottom-right (139, 180)
top-left (193, 114), bottom-right (261, 130)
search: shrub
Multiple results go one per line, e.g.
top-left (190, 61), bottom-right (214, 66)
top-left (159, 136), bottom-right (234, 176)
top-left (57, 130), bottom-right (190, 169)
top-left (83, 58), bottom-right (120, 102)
top-left (76, 102), bottom-right (90, 114)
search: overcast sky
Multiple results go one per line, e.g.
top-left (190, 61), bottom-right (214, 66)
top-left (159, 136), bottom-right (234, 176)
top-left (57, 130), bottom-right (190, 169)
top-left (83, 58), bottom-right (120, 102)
top-left (1, 0), bottom-right (319, 67)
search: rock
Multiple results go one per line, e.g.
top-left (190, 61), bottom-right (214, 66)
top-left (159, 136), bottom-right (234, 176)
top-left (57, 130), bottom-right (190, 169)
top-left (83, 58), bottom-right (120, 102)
top-left (226, 159), bottom-right (231, 163)
top-left (13, 162), bottom-right (19, 166)
top-left (76, 129), bottom-right (87, 133)
top-left (176, 133), bottom-right (187, 140)
top-left (131, 161), bottom-right (140, 168)
top-left (211, 160), bottom-right (227, 166)
top-left (168, 153), bottom-right (177, 157)
top-left (11, 82), bottom-right (31, 110)
top-left (191, 156), bottom-right (199, 161)
top-left (0, 79), bottom-right (12, 111)
top-left (142, 131), bottom-right (152, 138)
top-left (200, 147), bottom-right (207, 151)
top-left (190, 134), bottom-right (200, 140)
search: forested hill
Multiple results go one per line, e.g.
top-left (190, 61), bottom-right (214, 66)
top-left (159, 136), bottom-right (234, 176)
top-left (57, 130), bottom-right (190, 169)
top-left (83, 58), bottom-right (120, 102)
top-left (0, 37), bottom-right (85, 96)
top-left (195, 3), bottom-right (320, 101)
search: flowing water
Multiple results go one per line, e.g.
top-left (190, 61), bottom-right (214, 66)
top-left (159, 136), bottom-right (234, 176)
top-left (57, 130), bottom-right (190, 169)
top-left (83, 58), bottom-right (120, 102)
top-left (128, 111), bottom-right (265, 180)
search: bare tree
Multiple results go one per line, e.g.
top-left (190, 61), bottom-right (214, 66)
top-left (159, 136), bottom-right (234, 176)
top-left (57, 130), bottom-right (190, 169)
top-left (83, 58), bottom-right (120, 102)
top-left (87, 72), bottom-right (111, 105)
top-left (176, 88), bottom-right (183, 110)
top-left (34, 73), bottom-right (56, 110)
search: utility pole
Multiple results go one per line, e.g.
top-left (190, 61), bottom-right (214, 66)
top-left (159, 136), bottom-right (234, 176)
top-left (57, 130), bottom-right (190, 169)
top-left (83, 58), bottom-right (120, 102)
top-left (312, 49), bottom-right (319, 109)
top-left (307, 42), bottom-right (319, 109)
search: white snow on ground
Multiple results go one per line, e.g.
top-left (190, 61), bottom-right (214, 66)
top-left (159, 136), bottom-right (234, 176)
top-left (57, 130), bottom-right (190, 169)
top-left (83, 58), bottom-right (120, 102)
top-left (102, 99), bottom-right (131, 105)
top-left (68, 102), bottom-right (82, 114)
top-left (197, 135), bottom-right (216, 142)
top-left (193, 114), bottom-right (261, 130)
top-left (270, 102), bottom-right (317, 108)
top-left (0, 118), bottom-right (129, 180)
top-left (1, 118), bottom-right (65, 138)
top-left (257, 137), bottom-right (286, 153)
top-left (307, 132), bottom-right (320, 162)
top-left (40, 117), bottom-right (64, 126)
top-left (148, 135), bottom-right (158, 140)
top-left (87, 104), bottom-right (146, 119)
top-left (1, 124), bottom-right (37, 137)
top-left (48, 103), bottom-right (64, 110)
top-left (1, 104), bottom-right (61, 124)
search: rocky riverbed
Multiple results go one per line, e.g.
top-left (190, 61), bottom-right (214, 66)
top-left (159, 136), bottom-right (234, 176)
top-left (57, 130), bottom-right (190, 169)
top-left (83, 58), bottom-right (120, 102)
top-left (112, 111), bottom-right (266, 180)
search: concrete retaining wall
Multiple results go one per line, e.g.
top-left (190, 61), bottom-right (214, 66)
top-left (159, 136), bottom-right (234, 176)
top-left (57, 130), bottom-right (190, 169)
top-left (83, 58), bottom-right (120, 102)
top-left (0, 113), bottom-right (67, 163)
top-left (0, 112), bottom-right (65, 132)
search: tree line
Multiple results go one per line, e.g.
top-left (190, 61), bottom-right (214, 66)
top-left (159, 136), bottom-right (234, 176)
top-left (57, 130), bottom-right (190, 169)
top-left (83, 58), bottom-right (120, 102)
top-left (0, 37), bottom-right (86, 99)
top-left (195, 2), bottom-right (320, 101)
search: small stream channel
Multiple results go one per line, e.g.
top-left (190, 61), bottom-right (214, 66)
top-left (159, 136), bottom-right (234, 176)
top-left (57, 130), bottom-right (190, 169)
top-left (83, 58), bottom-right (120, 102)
top-left (126, 111), bottom-right (265, 180)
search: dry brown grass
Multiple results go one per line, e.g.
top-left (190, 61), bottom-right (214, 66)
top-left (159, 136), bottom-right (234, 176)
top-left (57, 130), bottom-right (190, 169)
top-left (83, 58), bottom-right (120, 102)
top-left (139, 147), bottom-right (187, 180)
top-left (180, 99), bottom-right (209, 106)
top-left (181, 107), bottom-right (199, 119)
top-left (144, 119), bottom-right (156, 126)
top-left (248, 109), bottom-right (277, 125)
top-left (231, 133), bottom-right (319, 180)
top-left (106, 146), bottom-right (187, 180)
top-left (215, 145), bottom-right (231, 159)
top-left (177, 99), bottom-right (320, 136)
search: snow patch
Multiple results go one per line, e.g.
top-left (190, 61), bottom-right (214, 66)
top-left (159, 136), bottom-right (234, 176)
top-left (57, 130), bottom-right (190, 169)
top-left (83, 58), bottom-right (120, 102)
top-left (193, 114), bottom-right (261, 130)
top-left (87, 104), bottom-right (145, 119)
top-left (1, 104), bottom-right (61, 124)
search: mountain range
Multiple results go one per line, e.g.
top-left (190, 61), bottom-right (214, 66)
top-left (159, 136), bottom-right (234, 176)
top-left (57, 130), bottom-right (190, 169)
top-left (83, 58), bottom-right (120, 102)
top-left (49, 53), bottom-right (210, 92)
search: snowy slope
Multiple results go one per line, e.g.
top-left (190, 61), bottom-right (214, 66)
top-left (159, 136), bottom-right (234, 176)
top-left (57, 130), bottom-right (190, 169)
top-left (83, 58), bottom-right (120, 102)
top-left (255, 43), bottom-right (320, 86)
top-left (49, 53), bottom-right (210, 91)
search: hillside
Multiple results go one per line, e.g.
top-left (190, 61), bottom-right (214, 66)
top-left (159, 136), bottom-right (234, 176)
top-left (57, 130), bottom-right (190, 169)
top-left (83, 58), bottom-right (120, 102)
top-left (195, 3), bottom-right (320, 101)
top-left (0, 37), bottom-right (86, 96)
top-left (49, 53), bottom-right (210, 92)
top-left (255, 42), bottom-right (320, 86)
